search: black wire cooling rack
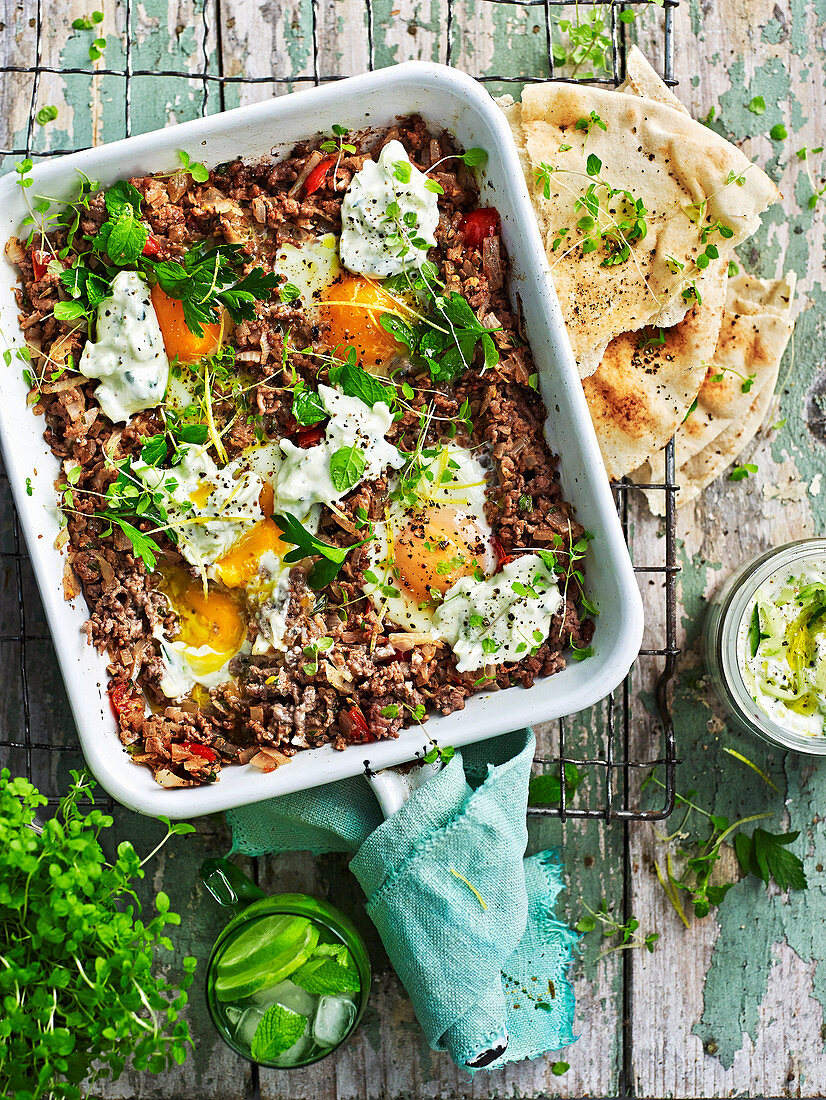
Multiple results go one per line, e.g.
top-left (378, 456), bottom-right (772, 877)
top-left (0, 0), bottom-right (678, 820)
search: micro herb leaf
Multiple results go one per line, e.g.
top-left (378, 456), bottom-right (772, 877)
top-left (747, 95), bottom-right (766, 115)
top-left (770, 123), bottom-right (788, 142)
top-left (729, 462), bottom-right (758, 481)
top-left (329, 443), bottom-right (366, 492)
top-left (36, 105), bottom-right (59, 126)
top-left (552, 1061), bottom-right (571, 1076)
top-left (250, 1003), bottom-right (306, 1062)
top-left (53, 300), bottom-right (88, 321)
top-left (104, 180), bottom-right (144, 218)
top-left (461, 148), bottom-right (488, 167)
top-left (279, 282), bottom-right (301, 303)
top-left (177, 150), bottom-right (210, 183)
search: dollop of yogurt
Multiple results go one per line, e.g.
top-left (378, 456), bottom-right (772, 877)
top-left (78, 270), bottom-right (169, 423)
top-left (272, 385), bottom-right (405, 516)
top-left (339, 140), bottom-right (439, 277)
top-left (434, 554), bottom-right (563, 673)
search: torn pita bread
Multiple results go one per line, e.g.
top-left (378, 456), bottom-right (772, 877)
top-left (632, 271), bottom-right (796, 513)
top-left (582, 257), bottom-right (728, 479)
top-left (502, 83), bottom-right (780, 376)
top-left (617, 46), bottom-right (687, 114)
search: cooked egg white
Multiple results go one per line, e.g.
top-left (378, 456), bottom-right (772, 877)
top-left (339, 141), bottom-right (440, 278)
top-left (434, 554), bottom-right (563, 673)
top-left (361, 445), bottom-right (497, 635)
top-left (133, 442), bottom-right (283, 571)
top-left (272, 385), bottom-right (405, 516)
top-left (276, 233), bottom-right (340, 311)
top-left (78, 270), bottom-right (169, 423)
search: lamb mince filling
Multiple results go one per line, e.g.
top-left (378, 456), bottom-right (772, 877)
top-left (8, 116), bottom-right (594, 788)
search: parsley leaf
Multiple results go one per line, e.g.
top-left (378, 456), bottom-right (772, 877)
top-left (151, 244), bottom-right (279, 337)
top-left (98, 514), bottom-right (161, 570)
top-left (274, 512), bottom-right (371, 590)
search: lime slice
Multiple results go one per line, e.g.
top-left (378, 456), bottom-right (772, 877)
top-left (215, 922), bottom-right (320, 1002)
top-left (217, 915), bottom-right (311, 979)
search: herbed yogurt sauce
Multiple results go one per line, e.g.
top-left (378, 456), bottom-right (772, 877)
top-left (739, 559), bottom-right (826, 737)
top-left (339, 140), bottom-right (440, 277)
top-left (78, 270), bottom-right (169, 423)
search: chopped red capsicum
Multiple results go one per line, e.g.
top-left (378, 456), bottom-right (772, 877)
top-left (345, 704), bottom-right (374, 743)
top-left (304, 156), bottom-right (336, 196)
top-left (491, 534), bottom-right (513, 571)
top-left (31, 249), bottom-right (51, 280)
top-left (181, 742), bottom-right (218, 762)
top-left (109, 683), bottom-right (144, 721)
top-left (290, 423), bottom-right (326, 448)
top-left (458, 207), bottom-right (501, 249)
top-left (142, 234), bottom-right (162, 257)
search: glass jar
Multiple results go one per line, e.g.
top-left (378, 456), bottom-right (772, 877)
top-left (201, 858), bottom-right (371, 1068)
top-left (703, 538), bottom-right (826, 756)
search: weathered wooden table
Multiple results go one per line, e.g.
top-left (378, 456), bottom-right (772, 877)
top-left (1, 0), bottom-right (824, 1095)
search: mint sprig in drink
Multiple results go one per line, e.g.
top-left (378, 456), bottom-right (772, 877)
top-left (205, 893), bottom-right (370, 1068)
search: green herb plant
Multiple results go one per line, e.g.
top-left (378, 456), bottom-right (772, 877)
top-left (576, 899), bottom-right (659, 957)
top-left (0, 769), bottom-right (197, 1100)
top-left (644, 760), bottom-right (807, 923)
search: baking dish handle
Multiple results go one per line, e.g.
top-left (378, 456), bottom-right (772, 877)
top-left (199, 857), bottom-right (266, 914)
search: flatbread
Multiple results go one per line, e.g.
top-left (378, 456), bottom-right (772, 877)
top-left (617, 46), bottom-right (687, 114)
top-left (503, 83), bottom-right (780, 376)
top-left (582, 257), bottom-right (728, 479)
top-left (632, 271), bottom-right (796, 512)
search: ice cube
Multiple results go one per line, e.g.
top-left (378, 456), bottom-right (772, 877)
top-left (224, 1005), bottom-right (244, 1027)
top-left (275, 1031), bottom-right (313, 1067)
top-left (251, 979), bottom-right (316, 1017)
top-left (235, 1006), bottom-right (266, 1049)
top-left (312, 994), bottom-right (356, 1047)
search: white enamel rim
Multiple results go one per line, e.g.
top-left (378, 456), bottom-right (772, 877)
top-left (0, 61), bottom-right (644, 818)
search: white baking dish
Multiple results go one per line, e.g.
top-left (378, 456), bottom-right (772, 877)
top-left (0, 61), bottom-right (643, 818)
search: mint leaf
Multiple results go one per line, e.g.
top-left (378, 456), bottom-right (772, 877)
top-left (329, 444), bottom-right (366, 492)
top-left (54, 300), bottom-right (88, 321)
top-left (330, 359), bottom-right (396, 409)
top-left (250, 1003), bottom-right (306, 1062)
top-left (290, 956), bottom-right (360, 995)
top-left (292, 387), bottom-right (326, 426)
top-left (102, 213), bottom-right (147, 265)
top-left (528, 763), bottom-right (583, 806)
top-left (104, 180), bottom-right (144, 218)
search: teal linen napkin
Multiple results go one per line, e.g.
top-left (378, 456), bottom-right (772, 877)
top-left (227, 728), bottom-right (578, 1071)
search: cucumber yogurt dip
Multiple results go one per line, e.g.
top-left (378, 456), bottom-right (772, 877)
top-left (739, 561), bottom-right (826, 738)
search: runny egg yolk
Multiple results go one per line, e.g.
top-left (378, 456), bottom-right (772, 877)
top-left (392, 508), bottom-right (493, 604)
top-left (160, 568), bottom-right (246, 673)
top-left (151, 284), bottom-right (225, 364)
top-left (213, 520), bottom-right (289, 588)
top-left (319, 275), bottom-right (405, 371)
